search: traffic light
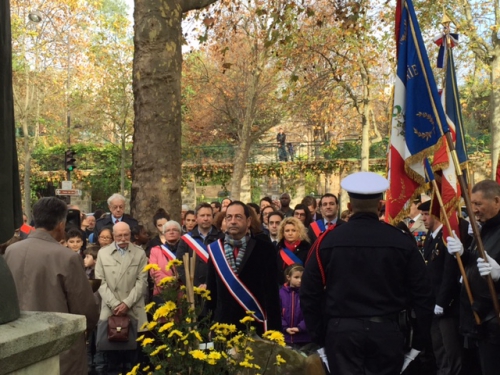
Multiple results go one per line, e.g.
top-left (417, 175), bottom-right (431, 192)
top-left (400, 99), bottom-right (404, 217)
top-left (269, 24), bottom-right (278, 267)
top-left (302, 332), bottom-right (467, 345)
top-left (64, 150), bottom-right (77, 172)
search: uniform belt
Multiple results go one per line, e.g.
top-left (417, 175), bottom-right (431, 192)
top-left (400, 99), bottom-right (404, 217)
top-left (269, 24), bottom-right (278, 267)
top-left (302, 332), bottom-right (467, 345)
top-left (364, 315), bottom-right (397, 323)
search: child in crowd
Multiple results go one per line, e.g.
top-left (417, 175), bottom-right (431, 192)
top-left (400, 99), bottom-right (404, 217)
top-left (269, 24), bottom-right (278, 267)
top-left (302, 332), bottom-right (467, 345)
top-left (279, 264), bottom-right (310, 349)
top-left (84, 245), bottom-right (99, 280)
top-left (66, 228), bottom-right (85, 258)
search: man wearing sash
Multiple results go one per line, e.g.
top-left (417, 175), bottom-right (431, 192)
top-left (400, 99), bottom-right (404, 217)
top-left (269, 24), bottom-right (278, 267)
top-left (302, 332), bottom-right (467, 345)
top-left (307, 193), bottom-right (344, 244)
top-left (206, 201), bottom-right (281, 335)
top-left (177, 203), bottom-right (221, 287)
top-left (301, 172), bottom-right (433, 375)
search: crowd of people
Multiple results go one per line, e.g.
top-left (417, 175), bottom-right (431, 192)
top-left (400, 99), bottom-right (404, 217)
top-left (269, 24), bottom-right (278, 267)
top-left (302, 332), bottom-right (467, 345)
top-left (2, 173), bottom-right (500, 375)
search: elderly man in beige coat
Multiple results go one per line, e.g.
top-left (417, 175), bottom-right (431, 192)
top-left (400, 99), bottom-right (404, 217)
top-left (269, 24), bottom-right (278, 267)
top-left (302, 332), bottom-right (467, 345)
top-left (94, 221), bottom-right (148, 374)
top-left (4, 197), bottom-right (99, 375)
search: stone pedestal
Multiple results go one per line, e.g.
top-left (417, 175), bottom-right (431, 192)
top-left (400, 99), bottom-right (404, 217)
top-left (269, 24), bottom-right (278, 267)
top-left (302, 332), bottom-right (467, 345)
top-left (182, 174), bottom-right (197, 210)
top-left (0, 311), bottom-right (86, 375)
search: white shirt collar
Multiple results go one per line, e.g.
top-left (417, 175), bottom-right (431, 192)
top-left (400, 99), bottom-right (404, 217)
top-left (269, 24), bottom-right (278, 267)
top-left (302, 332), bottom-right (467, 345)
top-left (412, 214), bottom-right (421, 222)
top-left (431, 224), bottom-right (443, 239)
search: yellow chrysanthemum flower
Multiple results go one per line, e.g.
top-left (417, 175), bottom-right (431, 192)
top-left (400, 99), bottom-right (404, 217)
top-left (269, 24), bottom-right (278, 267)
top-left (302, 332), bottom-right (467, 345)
top-left (245, 310), bottom-right (255, 316)
top-left (275, 354), bottom-right (286, 366)
top-left (155, 365), bottom-right (162, 370)
top-left (158, 276), bottom-right (176, 286)
top-left (144, 301), bottom-right (156, 313)
top-left (189, 349), bottom-right (207, 360)
top-left (158, 322), bottom-right (174, 333)
top-left (185, 317), bottom-right (192, 323)
top-left (136, 334), bottom-right (145, 342)
top-left (142, 264), bottom-right (160, 272)
top-left (141, 338), bottom-right (155, 347)
top-left (239, 316), bottom-right (255, 324)
top-left (263, 330), bottom-right (286, 347)
top-left (191, 330), bottom-right (203, 342)
top-left (153, 301), bottom-right (177, 321)
top-left (126, 363), bottom-right (140, 375)
top-left (166, 259), bottom-right (182, 270)
top-left (142, 365), bottom-right (150, 371)
top-left (146, 321), bottom-right (157, 331)
top-left (167, 329), bottom-right (183, 338)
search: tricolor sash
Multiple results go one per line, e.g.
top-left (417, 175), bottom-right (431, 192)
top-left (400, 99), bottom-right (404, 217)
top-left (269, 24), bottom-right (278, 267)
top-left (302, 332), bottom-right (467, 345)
top-left (160, 244), bottom-right (176, 261)
top-left (279, 247), bottom-right (303, 266)
top-left (182, 233), bottom-right (209, 263)
top-left (208, 239), bottom-right (267, 330)
top-left (310, 220), bottom-right (326, 238)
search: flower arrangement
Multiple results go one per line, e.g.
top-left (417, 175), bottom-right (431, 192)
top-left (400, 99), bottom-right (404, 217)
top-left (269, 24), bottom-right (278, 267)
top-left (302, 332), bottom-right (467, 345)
top-left (128, 258), bottom-right (314, 375)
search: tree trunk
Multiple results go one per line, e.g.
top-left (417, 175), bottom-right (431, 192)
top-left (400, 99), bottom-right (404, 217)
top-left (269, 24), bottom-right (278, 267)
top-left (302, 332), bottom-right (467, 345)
top-left (229, 138), bottom-right (252, 201)
top-left (120, 133), bottom-right (126, 196)
top-left (360, 108), bottom-right (370, 172)
top-left (131, 0), bottom-right (183, 223)
top-left (23, 135), bottom-right (31, 222)
top-left (490, 38), bottom-right (500, 178)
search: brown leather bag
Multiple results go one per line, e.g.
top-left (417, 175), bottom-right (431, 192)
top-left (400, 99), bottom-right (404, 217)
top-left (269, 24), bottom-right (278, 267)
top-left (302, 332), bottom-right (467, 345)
top-left (107, 315), bottom-right (131, 342)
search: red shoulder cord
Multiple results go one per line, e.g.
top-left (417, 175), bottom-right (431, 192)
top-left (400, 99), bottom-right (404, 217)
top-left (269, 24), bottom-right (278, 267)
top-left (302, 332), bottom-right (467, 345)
top-left (305, 224), bottom-right (337, 286)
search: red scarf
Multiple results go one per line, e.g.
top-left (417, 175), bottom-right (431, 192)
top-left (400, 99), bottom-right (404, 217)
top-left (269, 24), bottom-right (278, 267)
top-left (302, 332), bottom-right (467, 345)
top-left (284, 240), bottom-right (301, 252)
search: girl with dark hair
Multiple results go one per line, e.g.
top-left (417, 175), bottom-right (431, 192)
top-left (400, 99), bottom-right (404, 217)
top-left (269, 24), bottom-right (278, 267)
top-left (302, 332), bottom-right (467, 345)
top-left (293, 204), bottom-right (313, 228)
top-left (145, 208), bottom-right (170, 256)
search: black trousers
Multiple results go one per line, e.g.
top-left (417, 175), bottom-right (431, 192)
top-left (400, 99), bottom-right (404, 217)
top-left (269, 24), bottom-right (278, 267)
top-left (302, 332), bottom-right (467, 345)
top-left (431, 316), bottom-right (463, 375)
top-left (325, 317), bottom-right (405, 375)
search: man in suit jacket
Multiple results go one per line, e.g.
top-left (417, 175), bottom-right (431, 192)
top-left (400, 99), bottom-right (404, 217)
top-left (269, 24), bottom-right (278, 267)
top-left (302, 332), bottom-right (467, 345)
top-left (307, 193), bottom-right (345, 244)
top-left (4, 197), bottom-right (99, 375)
top-left (94, 221), bottom-right (148, 375)
top-left (205, 201), bottom-right (281, 335)
top-left (419, 200), bottom-right (463, 375)
top-left (93, 193), bottom-right (138, 241)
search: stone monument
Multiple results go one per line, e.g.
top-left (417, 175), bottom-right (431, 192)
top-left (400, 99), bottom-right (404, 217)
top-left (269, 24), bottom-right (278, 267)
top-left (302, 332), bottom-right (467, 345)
top-left (0, 255), bottom-right (20, 325)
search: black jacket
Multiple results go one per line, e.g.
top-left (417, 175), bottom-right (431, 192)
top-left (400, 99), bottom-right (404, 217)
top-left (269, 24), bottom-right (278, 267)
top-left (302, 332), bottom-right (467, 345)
top-left (93, 214), bottom-right (138, 240)
top-left (176, 225), bottom-right (222, 286)
top-left (460, 212), bottom-right (500, 340)
top-left (301, 212), bottom-right (433, 349)
top-left (205, 236), bottom-right (281, 335)
top-left (423, 227), bottom-right (460, 316)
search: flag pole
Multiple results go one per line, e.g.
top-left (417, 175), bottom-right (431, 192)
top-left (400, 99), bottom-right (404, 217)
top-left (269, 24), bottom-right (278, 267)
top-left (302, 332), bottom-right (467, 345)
top-left (440, 17), bottom-right (500, 324)
top-left (425, 159), bottom-right (481, 324)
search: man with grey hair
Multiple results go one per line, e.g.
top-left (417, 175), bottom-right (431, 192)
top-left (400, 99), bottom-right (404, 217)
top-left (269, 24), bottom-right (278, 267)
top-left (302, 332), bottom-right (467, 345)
top-left (93, 193), bottom-right (138, 241)
top-left (5, 197), bottom-right (99, 374)
top-left (94, 221), bottom-right (148, 374)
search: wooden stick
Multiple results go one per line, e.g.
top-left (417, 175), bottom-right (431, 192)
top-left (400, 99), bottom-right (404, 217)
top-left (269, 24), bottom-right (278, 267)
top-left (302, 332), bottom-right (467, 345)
top-left (430, 179), bottom-right (481, 324)
top-left (190, 252), bottom-right (197, 310)
top-left (444, 132), bottom-right (500, 324)
top-left (183, 253), bottom-right (194, 306)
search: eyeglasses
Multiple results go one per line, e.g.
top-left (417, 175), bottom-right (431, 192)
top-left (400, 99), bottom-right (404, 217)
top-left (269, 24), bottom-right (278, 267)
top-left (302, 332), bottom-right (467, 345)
top-left (114, 234), bottom-right (130, 239)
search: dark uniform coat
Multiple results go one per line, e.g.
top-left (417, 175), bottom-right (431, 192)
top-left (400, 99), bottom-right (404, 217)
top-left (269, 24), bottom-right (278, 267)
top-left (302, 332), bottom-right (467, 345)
top-left (4, 230), bottom-right (99, 375)
top-left (301, 213), bottom-right (433, 350)
top-left (205, 237), bottom-right (281, 335)
top-left (93, 214), bottom-right (138, 240)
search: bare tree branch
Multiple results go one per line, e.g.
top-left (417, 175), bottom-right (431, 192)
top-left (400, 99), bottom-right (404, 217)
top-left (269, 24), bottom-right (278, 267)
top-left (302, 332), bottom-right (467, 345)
top-left (181, 0), bottom-right (219, 13)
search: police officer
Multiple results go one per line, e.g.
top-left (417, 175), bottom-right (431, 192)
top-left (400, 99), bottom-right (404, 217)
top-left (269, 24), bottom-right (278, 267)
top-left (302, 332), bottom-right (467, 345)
top-left (301, 172), bottom-right (434, 375)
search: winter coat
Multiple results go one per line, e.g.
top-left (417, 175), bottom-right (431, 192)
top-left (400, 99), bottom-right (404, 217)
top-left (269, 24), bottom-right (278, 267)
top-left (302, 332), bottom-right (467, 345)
top-left (279, 285), bottom-right (310, 345)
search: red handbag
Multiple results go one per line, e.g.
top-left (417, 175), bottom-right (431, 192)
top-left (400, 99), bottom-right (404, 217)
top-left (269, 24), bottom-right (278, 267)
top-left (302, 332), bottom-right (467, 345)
top-left (107, 315), bottom-right (131, 342)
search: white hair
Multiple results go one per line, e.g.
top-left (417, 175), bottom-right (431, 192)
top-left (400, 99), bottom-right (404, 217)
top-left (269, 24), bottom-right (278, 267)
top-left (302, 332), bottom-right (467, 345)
top-left (162, 220), bottom-right (182, 234)
top-left (107, 193), bottom-right (126, 206)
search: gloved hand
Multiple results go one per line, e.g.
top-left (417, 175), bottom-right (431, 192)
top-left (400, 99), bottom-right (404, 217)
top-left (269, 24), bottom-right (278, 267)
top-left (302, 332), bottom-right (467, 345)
top-left (446, 230), bottom-right (464, 257)
top-left (477, 252), bottom-right (500, 281)
top-left (434, 305), bottom-right (444, 316)
top-left (317, 347), bottom-right (330, 373)
top-left (401, 348), bottom-right (420, 373)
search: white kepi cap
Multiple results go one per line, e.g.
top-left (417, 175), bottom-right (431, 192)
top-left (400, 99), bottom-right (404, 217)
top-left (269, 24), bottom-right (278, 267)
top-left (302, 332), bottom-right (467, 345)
top-left (341, 172), bottom-right (389, 200)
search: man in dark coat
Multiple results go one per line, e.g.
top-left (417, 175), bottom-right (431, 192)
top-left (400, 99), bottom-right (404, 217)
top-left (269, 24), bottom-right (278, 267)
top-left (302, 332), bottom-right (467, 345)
top-left (93, 193), bottom-right (138, 240)
top-left (206, 201), bottom-right (281, 335)
top-left (419, 200), bottom-right (465, 375)
top-left (4, 197), bottom-right (99, 375)
top-left (301, 172), bottom-right (434, 375)
top-left (447, 180), bottom-right (500, 375)
top-left (307, 193), bottom-right (345, 244)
